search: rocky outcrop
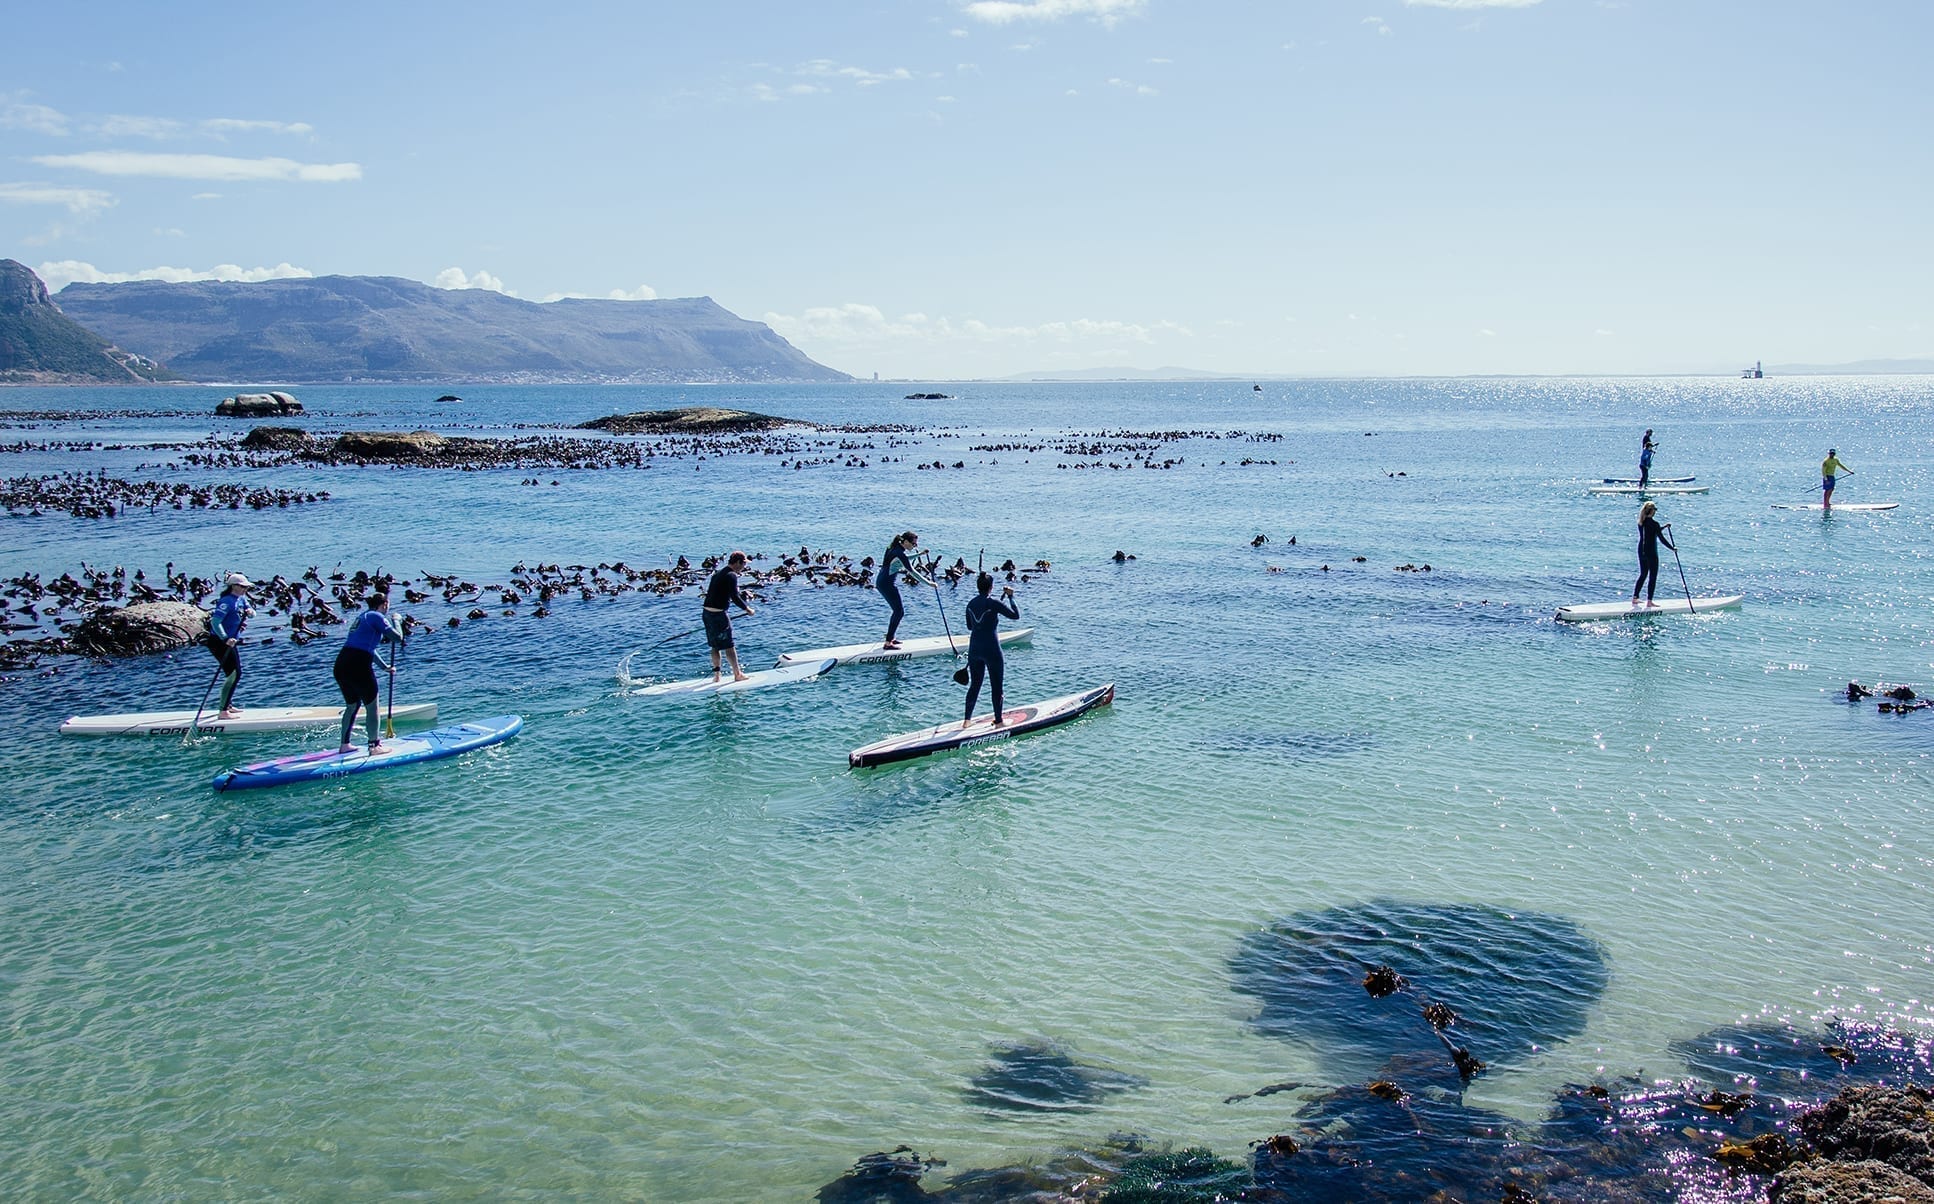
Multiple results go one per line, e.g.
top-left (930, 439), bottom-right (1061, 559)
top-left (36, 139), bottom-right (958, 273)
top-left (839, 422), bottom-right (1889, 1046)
top-left (577, 407), bottom-right (802, 433)
top-left (327, 430), bottom-right (451, 460)
top-left (70, 601), bottom-right (208, 657)
top-left (1772, 1159), bottom-right (1934, 1204)
top-left (216, 391), bottom-right (303, 417)
top-left (239, 426), bottom-right (312, 451)
top-left (1771, 1085), bottom-right (1934, 1203)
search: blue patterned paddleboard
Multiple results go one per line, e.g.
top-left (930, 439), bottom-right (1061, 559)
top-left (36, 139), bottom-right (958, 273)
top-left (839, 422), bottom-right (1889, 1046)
top-left (212, 715), bottom-right (522, 791)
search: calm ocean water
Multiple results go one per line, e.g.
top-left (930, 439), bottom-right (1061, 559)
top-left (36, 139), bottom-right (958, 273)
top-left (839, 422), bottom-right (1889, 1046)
top-left (3, 377), bottom-right (1932, 1199)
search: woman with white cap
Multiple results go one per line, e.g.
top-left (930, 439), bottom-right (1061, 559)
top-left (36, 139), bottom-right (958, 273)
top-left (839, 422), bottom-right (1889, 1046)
top-left (204, 572), bottom-right (253, 718)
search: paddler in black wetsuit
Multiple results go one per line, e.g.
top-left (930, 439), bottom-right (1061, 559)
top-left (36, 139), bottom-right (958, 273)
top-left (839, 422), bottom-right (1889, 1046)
top-left (1632, 501), bottom-right (1675, 607)
top-left (962, 572), bottom-right (1019, 727)
top-left (876, 530), bottom-right (930, 649)
top-left (702, 550), bottom-right (755, 682)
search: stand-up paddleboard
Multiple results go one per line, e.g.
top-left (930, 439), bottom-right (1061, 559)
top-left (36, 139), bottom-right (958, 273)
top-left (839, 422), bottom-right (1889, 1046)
top-left (212, 715), bottom-right (521, 791)
top-left (1587, 484), bottom-right (1711, 496)
top-left (1555, 596), bottom-right (1744, 622)
top-left (61, 702), bottom-right (438, 737)
top-left (631, 657), bottom-right (836, 697)
top-left (849, 684), bottom-right (1114, 768)
top-left (775, 628), bottom-right (1033, 668)
top-left (1770, 502), bottom-right (1899, 511)
top-left (1601, 476), bottom-right (1695, 484)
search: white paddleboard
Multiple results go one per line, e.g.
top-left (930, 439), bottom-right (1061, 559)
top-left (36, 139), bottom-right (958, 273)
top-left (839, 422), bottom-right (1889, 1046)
top-left (1555, 595), bottom-right (1744, 622)
top-left (1587, 484), bottom-right (1711, 495)
top-left (849, 684), bottom-right (1114, 767)
top-left (60, 702), bottom-right (439, 736)
top-left (775, 628), bottom-right (1033, 668)
top-left (1770, 502), bottom-right (1898, 511)
top-left (630, 657), bottom-right (837, 697)
top-left (1601, 476), bottom-right (1695, 484)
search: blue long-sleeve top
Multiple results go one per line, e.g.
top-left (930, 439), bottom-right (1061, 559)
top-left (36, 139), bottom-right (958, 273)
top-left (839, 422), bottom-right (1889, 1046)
top-left (344, 609), bottom-right (401, 654)
top-left (964, 593), bottom-right (1019, 659)
top-left (209, 592), bottom-right (251, 640)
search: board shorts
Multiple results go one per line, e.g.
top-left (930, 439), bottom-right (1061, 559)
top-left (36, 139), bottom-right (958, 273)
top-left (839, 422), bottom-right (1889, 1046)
top-left (1822, 474), bottom-right (1836, 491)
top-left (702, 608), bottom-right (734, 650)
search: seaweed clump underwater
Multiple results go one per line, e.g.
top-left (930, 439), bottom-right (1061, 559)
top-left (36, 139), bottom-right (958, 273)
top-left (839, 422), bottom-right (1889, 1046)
top-left (818, 899), bottom-right (1934, 1201)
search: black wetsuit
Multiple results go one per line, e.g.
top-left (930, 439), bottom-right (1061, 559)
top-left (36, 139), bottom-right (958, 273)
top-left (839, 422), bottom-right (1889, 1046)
top-left (963, 592), bottom-right (1020, 723)
top-left (1634, 514), bottom-right (1675, 602)
top-left (876, 544), bottom-right (915, 643)
top-left (703, 566), bottom-right (747, 649)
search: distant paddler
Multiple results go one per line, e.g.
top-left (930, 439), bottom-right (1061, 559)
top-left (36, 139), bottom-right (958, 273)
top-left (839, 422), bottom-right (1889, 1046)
top-left (204, 572), bottom-right (254, 719)
top-left (702, 550), bottom-right (755, 683)
top-left (334, 592), bottom-right (403, 753)
top-left (962, 572), bottom-right (1019, 728)
top-left (1821, 447), bottom-right (1853, 509)
top-left (1638, 429), bottom-right (1657, 490)
top-left (875, 531), bottom-right (931, 650)
top-left (1632, 500), bottom-right (1676, 607)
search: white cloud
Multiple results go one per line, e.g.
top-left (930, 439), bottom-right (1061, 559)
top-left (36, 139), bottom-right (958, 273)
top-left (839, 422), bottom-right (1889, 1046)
top-left (797, 59), bottom-right (915, 86)
top-left (1, 101), bottom-right (71, 136)
top-left (95, 114), bottom-right (186, 139)
top-left (192, 192), bottom-right (221, 200)
top-left (201, 118), bottom-right (315, 137)
top-left (35, 260), bottom-right (315, 291)
top-left (539, 284), bottom-right (660, 303)
top-left (30, 151), bottom-right (361, 182)
top-left (1364, 16), bottom-right (1392, 34)
top-left (0, 183), bottom-right (115, 214)
top-left (1478, 328), bottom-right (1496, 337)
top-left (153, 227), bottom-right (186, 238)
top-left (1405, 0), bottom-right (1540, 7)
top-left (766, 303), bottom-right (1190, 353)
top-left (434, 267), bottom-right (511, 294)
top-left (950, 27), bottom-right (969, 37)
top-left (964, 0), bottom-right (1145, 25)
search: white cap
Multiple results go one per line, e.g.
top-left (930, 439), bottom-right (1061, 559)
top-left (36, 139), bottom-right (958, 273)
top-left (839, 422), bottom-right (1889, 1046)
top-left (226, 572), bottom-right (252, 588)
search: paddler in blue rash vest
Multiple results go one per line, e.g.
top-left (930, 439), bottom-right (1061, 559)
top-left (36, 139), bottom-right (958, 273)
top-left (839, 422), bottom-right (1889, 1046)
top-left (962, 572), bottom-right (1019, 728)
top-left (1638, 429), bottom-right (1657, 489)
top-left (205, 572), bottom-right (254, 719)
top-left (1632, 501), bottom-right (1675, 607)
top-left (703, 550), bottom-right (756, 683)
top-left (876, 530), bottom-right (932, 650)
top-left (334, 592), bottom-right (403, 753)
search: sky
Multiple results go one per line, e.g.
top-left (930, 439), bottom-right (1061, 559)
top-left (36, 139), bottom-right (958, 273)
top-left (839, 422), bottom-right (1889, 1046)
top-left (3, 0), bottom-right (1930, 380)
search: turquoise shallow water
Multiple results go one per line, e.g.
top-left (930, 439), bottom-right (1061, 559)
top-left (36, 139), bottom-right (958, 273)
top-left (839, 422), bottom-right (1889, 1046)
top-left (4, 377), bottom-right (1934, 1198)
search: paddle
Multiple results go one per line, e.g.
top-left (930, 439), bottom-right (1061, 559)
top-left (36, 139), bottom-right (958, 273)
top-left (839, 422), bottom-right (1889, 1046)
top-left (183, 661), bottom-right (222, 745)
top-left (1665, 524), bottom-right (1695, 613)
top-left (650, 610), bottom-right (757, 648)
top-left (919, 551), bottom-right (968, 684)
top-left (383, 634), bottom-right (401, 739)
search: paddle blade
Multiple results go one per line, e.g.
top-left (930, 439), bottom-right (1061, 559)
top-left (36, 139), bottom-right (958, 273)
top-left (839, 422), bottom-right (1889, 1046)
top-left (953, 667), bottom-right (970, 686)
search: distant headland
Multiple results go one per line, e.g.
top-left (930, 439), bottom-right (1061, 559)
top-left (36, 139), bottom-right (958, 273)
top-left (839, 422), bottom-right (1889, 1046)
top-left (1, 260), bottom-right (849, 385)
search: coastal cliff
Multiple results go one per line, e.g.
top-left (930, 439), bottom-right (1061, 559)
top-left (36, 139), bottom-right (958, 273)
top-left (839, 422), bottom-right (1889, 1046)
top-left (52, 274), bottom-right (848, 384)
top-left (0, 260), bottom-right (176, 384)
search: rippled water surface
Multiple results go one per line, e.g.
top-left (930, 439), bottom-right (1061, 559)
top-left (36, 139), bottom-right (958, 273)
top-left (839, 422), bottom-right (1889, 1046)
top-left (4, 377), bottom-right (1933, 1199)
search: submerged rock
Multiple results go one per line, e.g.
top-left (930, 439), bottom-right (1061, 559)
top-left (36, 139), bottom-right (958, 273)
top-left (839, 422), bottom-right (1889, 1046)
top-left (239, 425), bottom-right (312, 451)
top-left (215, 391), bottom-right (301, 417)
top-left (577, 406), bottom-right (802, 433)
top-left (965, 1039), bottom-right (1146, 1112)
top-left (327, 430), bottom-right (450, 460)
top-left (70, 601), bottom-right (206, 656)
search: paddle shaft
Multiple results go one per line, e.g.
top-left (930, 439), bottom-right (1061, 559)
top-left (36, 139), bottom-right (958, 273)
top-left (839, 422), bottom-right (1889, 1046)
top-left (183, 660), bottom-right (222, 743)
top-left (651, 609), bottom-right (756, 648)
top-left (1665, 525), bottom-right (1695, 613)
top-left (384, 639), bottom-right (400, 738)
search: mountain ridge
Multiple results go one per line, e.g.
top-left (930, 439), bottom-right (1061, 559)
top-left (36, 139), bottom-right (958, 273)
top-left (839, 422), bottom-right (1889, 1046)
top-left (0, 259), bottom-right (177, 384)
top-left (49, 273), bottom-right (849, 384)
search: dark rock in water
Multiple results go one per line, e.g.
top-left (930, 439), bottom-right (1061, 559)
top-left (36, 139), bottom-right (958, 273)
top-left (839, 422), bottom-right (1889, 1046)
top-left (1774, 1158), bottom-right (1934, 1204)
top-left (1672, 1018), bottom-right (1933, 1100)
top-left (71, 601), bottom-right (206, 656)
top-left (816, 1146), bottom-right (943, 1203)
top-left (215, 391), bottom-right (302, 417)
top-left (966, 1039), bottom-right (1146, 1112)
top-left (328, 430), bottom-right (449, 460)
top-left (1229, 899), bottom-right (1607, 1087)
top-left (577, 406), bottom-right (802, 433)
top-left (1794, 1084), bottom-right (1934, 1184)
top-left (903, 392), bottom-right (951, 400)
top-left (434, 394), bottom-right (461, 402)
top-left (239, 425), bottom-right (312, 451)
